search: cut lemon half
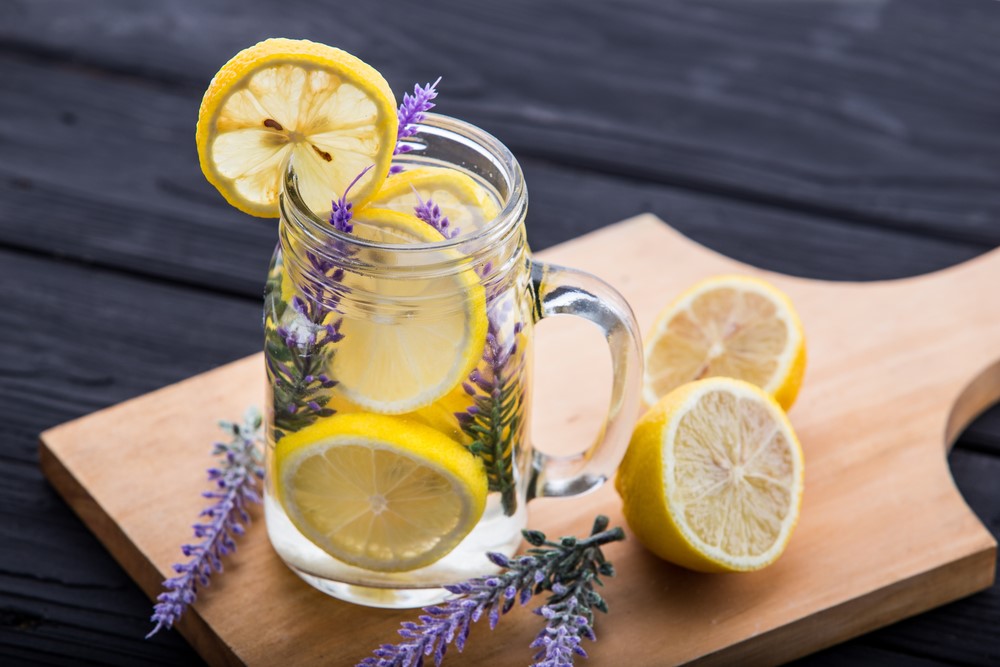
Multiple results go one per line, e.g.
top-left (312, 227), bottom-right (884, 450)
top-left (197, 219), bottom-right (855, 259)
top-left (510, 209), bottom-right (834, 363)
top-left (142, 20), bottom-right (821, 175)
top-left (275, 413), bottom-right (488, 572)
top-left (367, 167), bottom-right (501, 236)
top-left (196, 38), bottom-right (397, 217)
top-left (330, 210), bottom-right (488, 414)
top-left (644, 275), bottom-right (806, 410)
top-left (616, 378), bottom-right (804, 573)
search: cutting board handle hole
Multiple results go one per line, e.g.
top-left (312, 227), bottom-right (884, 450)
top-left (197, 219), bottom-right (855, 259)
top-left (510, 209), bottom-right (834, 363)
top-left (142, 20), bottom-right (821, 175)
top-left (945, 358), bottom-right (1000, 450)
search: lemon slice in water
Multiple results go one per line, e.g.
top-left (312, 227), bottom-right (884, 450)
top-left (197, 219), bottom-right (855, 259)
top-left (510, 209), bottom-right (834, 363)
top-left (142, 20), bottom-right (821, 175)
top-left (276, 413), bottom-right (488, 572)
top-left (367, 167), bottom-right (500, 236)
top-left (330, 209), bottom-right (488, 414)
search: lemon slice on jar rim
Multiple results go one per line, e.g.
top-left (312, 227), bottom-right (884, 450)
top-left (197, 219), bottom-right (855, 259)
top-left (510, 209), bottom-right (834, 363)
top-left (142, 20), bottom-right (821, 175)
top-left (196, 37), bottom-right (397, 217)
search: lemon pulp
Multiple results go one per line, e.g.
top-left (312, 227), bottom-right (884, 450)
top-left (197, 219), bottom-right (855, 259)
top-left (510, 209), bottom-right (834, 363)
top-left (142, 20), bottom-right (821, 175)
top-left (196, 38), bottom-right (397, 217)
top-left (616, 378), bottom-right (804, 572)
top-left (276, 413), bottom-right (488, 572)
top-left (644, 275), bottom-right (806, 410)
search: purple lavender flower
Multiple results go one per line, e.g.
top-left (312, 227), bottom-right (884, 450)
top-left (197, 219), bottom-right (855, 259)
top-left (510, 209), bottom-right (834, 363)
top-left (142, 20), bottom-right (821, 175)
top-left (267, 164), bottom-right (373, 438)
top-left (390, 78), bottom-right (441, 174)
top-left (395, 78), bottom-right (440, 152)
top-left (531, 622), bottom-right (587, 667)
top-left (530, 588), bottom-right (597, 666)
top-left (357, 517), bottom-right (623, 667)
top-left (330, 164), bottom-right (374, 233)
top-left (413, 190), bottom-right (460, 239)
top-left (146, 410), bottom-right (264, 638)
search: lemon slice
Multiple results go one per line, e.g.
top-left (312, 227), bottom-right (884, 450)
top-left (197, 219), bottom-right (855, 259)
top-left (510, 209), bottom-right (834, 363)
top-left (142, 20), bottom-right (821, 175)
top-left (644, 275), bottom-right (806, 411)
top-left (366, 167), bottom-right (500, 236)
top-left (404, 381), bottom-right (478, 445)
top-left (310, 384), bottom-right (474, 447)
top-left (196, 38), bottom-right (397, 217)
top-left (616, 378), bottom-right (804, 572)
top-left (277, 208), bottom-right (431, 308)
top-left (350, 207), bottom-right (444, 245)
top-left (276, 413), bottom-right (487, 572)
top-left (330, 210), bottom-right (488, 414)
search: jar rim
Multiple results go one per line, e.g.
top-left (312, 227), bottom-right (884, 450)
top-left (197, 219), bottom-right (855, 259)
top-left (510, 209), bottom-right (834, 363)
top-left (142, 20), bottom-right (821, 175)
top-left (279, 113), bottom-right (526, 258)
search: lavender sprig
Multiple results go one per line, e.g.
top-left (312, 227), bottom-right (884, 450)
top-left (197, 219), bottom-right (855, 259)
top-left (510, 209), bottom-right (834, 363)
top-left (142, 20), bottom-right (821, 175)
top-left (391, 78), bottom-right (441, 174)
top-left (530, 559), bottom-right (607, 665)
top-left (331, 165), bottom-right (374, 233)
top-left (146, 409), bottom-right (264, 638)
top-left (266, 166), bottom-right (370, 439)
top-left (266, 269), bottom-right (343, 438)
top-left (457, 264), bottom-right (525, 516)
top-left (358, 516), bottom-right (623, 667)
top-left (413, 191), bottom-right (460, 239)
top-left (457, 312), bottom-right (524, 516)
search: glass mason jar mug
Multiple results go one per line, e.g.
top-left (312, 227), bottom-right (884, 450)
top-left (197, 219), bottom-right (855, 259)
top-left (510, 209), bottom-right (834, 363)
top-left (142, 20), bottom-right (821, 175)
top-left (263, 114), bottom-right (642, 608)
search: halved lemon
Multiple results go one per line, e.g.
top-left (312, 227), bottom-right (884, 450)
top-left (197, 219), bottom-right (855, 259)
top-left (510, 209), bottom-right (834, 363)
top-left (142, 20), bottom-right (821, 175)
top-left (643, 275), bottom-right (806, 410)
top-left (196, 38), bottom-right (397, 217)
top-left (329, 210), bottom-right (488, 414)
top-left (275, 413), bottom-right (488, 571)
top-left (616, 378), bottom-right (804, 573)
top-left (366, 167), bottom-right (500, 237)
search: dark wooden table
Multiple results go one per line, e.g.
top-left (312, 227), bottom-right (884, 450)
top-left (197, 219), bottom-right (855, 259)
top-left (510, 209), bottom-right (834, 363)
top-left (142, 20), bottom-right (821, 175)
top-left (2, 1), bottom-right (998, 665)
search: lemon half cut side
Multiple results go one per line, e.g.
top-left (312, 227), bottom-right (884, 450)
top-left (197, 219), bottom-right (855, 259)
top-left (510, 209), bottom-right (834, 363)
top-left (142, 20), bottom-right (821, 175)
top-left (616, 377), bottom-right (804, 573)
top-left (643, 275), bottom-right (806, 410)
top-left (196, 38), bottom-right (398, 217)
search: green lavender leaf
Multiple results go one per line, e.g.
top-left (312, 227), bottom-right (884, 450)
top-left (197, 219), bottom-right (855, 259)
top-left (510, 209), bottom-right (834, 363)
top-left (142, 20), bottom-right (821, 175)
top-left (459, 309), bottom-right (525, 516)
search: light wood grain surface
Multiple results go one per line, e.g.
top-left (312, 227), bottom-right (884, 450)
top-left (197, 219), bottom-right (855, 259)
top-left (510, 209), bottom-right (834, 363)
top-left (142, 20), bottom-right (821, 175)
top-left (40, 215), bottom-right (998, 666)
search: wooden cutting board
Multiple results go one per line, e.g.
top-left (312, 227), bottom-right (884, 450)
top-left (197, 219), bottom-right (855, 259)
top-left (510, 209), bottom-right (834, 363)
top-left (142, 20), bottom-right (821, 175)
top-left (39, 214), bottom-right (998, 666)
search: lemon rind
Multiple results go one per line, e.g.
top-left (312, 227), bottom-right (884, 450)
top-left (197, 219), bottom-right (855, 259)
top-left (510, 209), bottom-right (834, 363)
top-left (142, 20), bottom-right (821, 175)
top-left (275, 413), bottom-right (488, 572)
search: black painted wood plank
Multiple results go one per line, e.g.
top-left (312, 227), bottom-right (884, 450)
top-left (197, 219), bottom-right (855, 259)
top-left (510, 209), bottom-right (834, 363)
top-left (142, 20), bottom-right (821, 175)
top-left (0, 249), bottom-right (261, 665)
top-left (0, 54), bottom-right (992, 302)
top-left (1, 1), bottom-right (999, 664)
top-left (3, 0), bottom-right (999, 240)
top-left (961, 405), bottom-right (1000, 458)
top-left (0, 462), bottom-right (202, 666)
top-left (791, 644), bottom-right (955, 667)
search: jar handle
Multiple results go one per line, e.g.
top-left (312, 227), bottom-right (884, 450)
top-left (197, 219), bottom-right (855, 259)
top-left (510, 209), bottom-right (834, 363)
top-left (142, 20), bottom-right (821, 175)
top-left (526, 261), bottom-right (644, 500)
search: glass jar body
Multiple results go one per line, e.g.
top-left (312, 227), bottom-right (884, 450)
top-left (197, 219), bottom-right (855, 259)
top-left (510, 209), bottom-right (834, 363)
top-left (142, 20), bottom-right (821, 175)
top-left (263, 150), bottom-right (536, 606)
top-left (262, 114), bottom-right (643, 609)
